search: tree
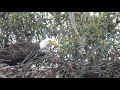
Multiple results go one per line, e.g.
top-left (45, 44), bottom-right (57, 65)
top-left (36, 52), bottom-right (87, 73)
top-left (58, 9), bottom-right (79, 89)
top-left (0, 12), bottom-right (120, 78)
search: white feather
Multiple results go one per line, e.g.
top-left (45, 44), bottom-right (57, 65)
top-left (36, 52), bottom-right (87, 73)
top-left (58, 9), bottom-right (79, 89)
top-left (40, 38), bottom-right (52, 49)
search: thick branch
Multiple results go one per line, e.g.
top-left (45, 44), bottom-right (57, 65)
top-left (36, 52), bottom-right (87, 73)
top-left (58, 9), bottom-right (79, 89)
top-left (68, 12), bottom-right (80, 37)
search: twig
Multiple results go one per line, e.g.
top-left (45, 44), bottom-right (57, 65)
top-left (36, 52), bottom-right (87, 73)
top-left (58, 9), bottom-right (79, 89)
top-left (0, 59), bottom-right (11, 61)
top-left (0, 63), bottom-right (28, 71)
top-left (0, 66), bottom-right (13, 71)
top-left (0, 74), bottom-right (7, 78)
top-left (21, 43), bottom-right (39, 64)
top-left (113, 45), bottom-right (120, 57)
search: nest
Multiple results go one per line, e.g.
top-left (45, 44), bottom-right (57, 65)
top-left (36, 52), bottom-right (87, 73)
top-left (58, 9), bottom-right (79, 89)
top-left (0, 49), bottom-right (73, 78)
top-left (0, 42), bottom-right (120, 78)
top-left (1, 54), bottom-right (120, 78)
top-left (0, 42), bottom-right (70, 78)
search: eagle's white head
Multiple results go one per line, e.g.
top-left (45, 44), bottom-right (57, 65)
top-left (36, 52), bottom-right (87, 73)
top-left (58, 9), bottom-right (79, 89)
top-left (40, 38), bottom-right (58, 49)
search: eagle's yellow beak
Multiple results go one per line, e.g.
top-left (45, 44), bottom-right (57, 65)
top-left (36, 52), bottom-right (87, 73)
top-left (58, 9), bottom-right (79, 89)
top-left (49, 40), bottom-right (59, 46)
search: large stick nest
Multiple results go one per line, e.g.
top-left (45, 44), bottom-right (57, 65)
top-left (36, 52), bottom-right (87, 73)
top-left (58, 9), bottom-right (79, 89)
top-left (0, 42), bottom-right (120, 78)
top-left (0, 42), bottom-right (68, 78)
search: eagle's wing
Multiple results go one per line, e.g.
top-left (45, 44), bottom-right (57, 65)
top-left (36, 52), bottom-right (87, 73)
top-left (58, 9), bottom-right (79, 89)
top-left (0, 42), bottom-right (40, 66)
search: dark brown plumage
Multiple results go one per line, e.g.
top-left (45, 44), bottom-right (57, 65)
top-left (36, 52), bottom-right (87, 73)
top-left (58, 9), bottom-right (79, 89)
top-left (0, 42), bottom-right (42, 66)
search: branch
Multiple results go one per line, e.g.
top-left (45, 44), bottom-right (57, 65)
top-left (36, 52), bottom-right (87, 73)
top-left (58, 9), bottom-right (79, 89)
top-left (68, 12), bottom-right (80, 37)
top-left (113, 45), bottom-right (120, 57)
top-left (68, 12), bottom-right (85, 51)
top-left (0, 74), bottom-right (7, 78)
top-left (21, 43), bottom-right (39, 64)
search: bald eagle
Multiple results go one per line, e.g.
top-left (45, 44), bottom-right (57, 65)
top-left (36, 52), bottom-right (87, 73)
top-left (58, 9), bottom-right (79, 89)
top-left (0, 38), bottom-right (58, 66)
